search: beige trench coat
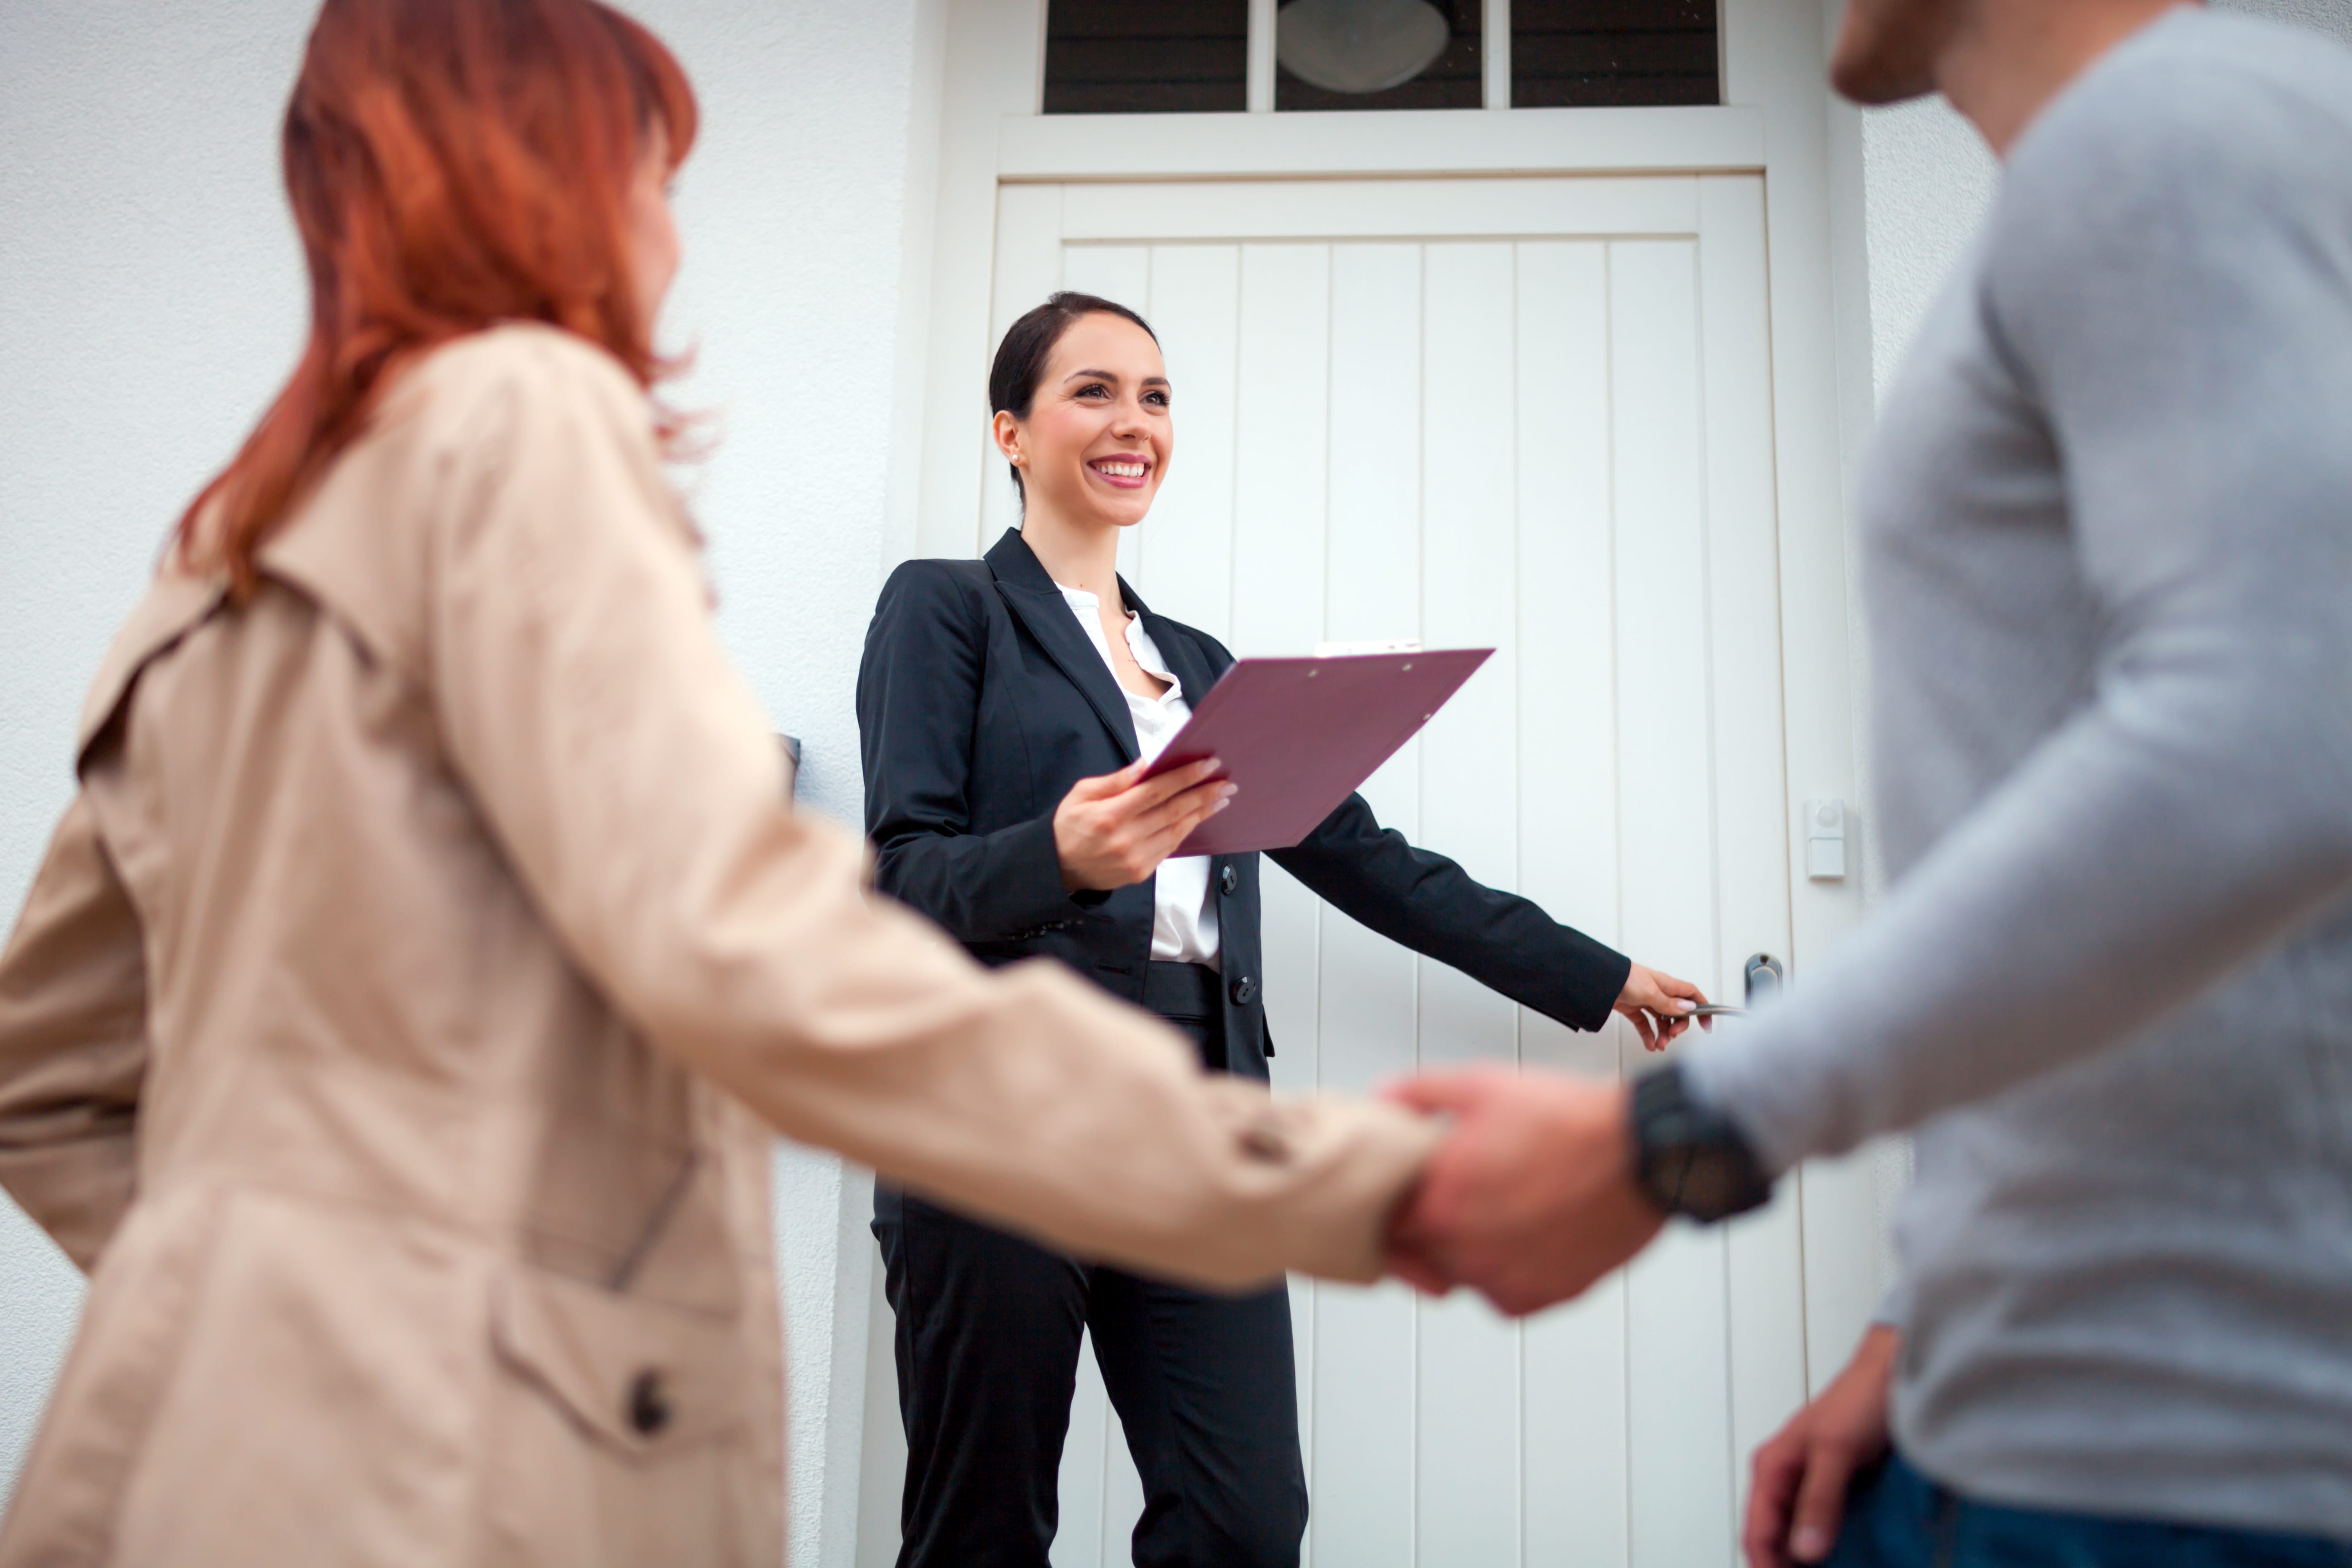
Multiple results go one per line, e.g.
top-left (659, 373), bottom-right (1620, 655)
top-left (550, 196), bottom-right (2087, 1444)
top-left (0, 325), bottom-right (1434, 1566)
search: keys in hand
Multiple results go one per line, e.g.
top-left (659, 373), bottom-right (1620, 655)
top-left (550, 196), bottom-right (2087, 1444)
top-left (1617, 961), bottom-right (1710, 1051)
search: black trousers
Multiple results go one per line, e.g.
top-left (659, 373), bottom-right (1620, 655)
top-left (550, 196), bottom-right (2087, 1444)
top-left (873, 962), bottom-right (1307, 1568)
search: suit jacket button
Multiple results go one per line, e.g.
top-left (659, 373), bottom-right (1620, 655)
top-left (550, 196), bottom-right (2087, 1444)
top-left (1219, 865), bottom-right (1239, 896)
top-left (628, 1370), bottom-right (673, 1436)
top-left (1230, 976), bottom-right (1259, 1006)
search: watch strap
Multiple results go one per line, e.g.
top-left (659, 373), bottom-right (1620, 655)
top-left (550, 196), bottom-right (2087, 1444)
top-left (1630, 1062), bottom-right (1773, 1223)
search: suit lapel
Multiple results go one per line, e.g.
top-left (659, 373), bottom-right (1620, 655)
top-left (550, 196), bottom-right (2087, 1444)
top-left (988, 529), bottom-right (1141, 763)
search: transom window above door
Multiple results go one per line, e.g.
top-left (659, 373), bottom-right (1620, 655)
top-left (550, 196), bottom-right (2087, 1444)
top-left (1040, 0), bottom-right (1719, 116)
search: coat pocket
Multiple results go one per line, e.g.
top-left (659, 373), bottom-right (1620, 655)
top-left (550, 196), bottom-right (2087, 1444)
top-left (489, 1263), bottom-right (746, 1457)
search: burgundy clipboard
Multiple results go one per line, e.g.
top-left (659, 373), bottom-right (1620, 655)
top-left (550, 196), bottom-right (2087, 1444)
top-left (1140, 648), bottom-right (1494, 857)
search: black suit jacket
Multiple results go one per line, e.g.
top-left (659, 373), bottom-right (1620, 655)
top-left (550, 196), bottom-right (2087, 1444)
top-left (856, 528), bottom-right (1631, 1083)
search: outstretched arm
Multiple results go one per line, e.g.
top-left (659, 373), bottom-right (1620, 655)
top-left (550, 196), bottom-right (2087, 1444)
top-left (1274, 792), bottom-right (1703, 1044)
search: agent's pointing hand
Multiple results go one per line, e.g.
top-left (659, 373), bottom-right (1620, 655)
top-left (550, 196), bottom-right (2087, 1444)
top-left (1617, 962), bottom-right (1709, 1051)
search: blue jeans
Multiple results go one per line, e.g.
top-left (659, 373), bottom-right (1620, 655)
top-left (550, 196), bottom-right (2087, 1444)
top-left (1825, 1453), bottom-right (2352, 1568)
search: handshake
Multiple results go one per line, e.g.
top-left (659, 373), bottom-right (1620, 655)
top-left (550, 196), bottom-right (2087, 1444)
top-left (1377, 960), bottom-right (1714, 1315)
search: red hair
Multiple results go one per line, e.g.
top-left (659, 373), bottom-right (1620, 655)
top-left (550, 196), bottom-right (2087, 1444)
top-left (176, 0), bottom-right (698, 593)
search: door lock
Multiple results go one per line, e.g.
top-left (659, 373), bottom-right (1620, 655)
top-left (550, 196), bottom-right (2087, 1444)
top-left (1744, 953), bottom-right (1784, 1007)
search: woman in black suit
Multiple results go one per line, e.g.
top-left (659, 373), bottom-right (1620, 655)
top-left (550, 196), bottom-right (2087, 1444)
top-left (858, 292), bottom-right (1706, 1568)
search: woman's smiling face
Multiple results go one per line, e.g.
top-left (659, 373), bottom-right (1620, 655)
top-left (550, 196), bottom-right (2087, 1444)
top-left (1001, 311), bottom-right (1173, 531)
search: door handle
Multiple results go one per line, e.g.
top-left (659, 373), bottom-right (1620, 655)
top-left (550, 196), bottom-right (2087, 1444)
top-left (1744, 952), bottom-right (1784, 1006)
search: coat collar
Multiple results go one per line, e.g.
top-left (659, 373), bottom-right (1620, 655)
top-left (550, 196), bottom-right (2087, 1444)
top-left (986, 528), bottom-right (1141, 761)
top-left (76, 569), bottom-right (230, 770)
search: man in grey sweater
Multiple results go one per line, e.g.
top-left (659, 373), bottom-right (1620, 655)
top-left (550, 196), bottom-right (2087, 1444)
top-left (1390, 0), bottom-right (2352, 1562)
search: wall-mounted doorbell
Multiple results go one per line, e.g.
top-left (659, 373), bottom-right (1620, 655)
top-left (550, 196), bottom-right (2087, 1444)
top-left (1805, 798), bottom-right (1848, 881)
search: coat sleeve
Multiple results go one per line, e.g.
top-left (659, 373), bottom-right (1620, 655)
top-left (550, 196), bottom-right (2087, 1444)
top-left (0, 791), bottom-right (149, 1273)
top-left (418, 337), bottom-right (1434, 1289)
top-left (1271, 791), bottom-right (1631, 1033)
top-left (857, 563), bottom-right (1090, 943)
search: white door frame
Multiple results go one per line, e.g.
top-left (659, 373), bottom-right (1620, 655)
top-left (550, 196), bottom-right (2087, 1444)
top-left (858, 1), bottom-right (1883, 1557)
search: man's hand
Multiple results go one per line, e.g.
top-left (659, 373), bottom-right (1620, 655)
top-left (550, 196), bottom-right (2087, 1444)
top-left (1052, 758), bottom-right (1233, 892)
top-left (1382, 1067), bottom-right (1664, 1315)
top-left (1742, 1323), bottom-right (1899, 1567)
top-left (1617, 962), bottom-right (1708, 1051)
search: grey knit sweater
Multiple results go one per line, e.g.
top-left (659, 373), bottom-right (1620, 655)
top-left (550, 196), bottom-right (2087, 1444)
top-left (1685, 8), bottom-right (2352, 1540)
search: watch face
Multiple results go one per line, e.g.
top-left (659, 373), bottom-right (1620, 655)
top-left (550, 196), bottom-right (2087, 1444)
top-left (1633, 1068), bottom-right (1771, 1223)
top-left (1643, 1141), bottom-right (1760, 1223)
top-left (1677, 1149), bottom-right (1747, 1220)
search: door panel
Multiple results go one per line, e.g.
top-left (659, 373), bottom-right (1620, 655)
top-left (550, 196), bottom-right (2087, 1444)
top-left (985, 174), bottom-right (1804, 1568)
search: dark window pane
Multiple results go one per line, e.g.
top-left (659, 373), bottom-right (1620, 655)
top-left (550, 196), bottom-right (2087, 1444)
top-left (1512, 0), bottom-right (1719, 108)
top-left (1043, 0), bottom-right (1249, 115)
top-left (1276, 0), bottom-right (1482, 112)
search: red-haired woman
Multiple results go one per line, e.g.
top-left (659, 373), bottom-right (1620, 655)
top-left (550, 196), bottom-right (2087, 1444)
top-left (0, 3), bottom-right (1432, 1562)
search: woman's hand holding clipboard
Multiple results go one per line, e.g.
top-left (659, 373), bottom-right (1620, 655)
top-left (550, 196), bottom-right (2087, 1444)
top-left (1137, 648), bottom-right (1494, 858)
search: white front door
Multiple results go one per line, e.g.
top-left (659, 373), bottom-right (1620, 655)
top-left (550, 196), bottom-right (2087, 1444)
top-left (973, 173), bottom-right (1824, 1568)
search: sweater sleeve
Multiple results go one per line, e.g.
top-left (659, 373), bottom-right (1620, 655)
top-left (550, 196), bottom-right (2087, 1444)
top-left (418, 334), bottom-right (1434, 1288)
top-left (1685, 56), bottom-right (2352, 1171)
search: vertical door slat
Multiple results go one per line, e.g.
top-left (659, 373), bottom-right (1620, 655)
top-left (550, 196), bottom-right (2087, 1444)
top-left (1230, 244), bottom-right (1332, 656)
top-left (1228, 240), bottom-right (1339, 1566)
top-left (1049, 1330), bottom-right (1109, 1568)
top-left (1415, 239), bottom-right (1525, 1567)
top-left (1609, 233), bottom-right (1737, 1568)
top-left (1308, 237), bottom-right (1420, 1568)
top-left (1137, 245), bottom-right (1243, 640)
top-left (1516, 237), bottom-right (1633, 1568)
top-left (1696, 172), bottom-right (1812, 1532)
top-left (1324, 244), bottom-right (1425, 646)
top-left (1098, 1402), bottom-right (1146, 1568)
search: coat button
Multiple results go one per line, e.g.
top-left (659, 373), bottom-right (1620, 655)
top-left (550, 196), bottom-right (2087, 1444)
top-left (627, 1369), bottom-right (673, 1436)
top-left (1230, 976), bottom-right (1259, 1006)
top-left (1219, 865), bottom-right (1239, 896)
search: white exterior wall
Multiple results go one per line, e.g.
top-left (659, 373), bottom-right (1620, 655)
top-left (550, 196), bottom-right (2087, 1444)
top-left (1, 0), bottom-right (315, 1513)
top-left (1, 0), bottom-right (2346, 1561)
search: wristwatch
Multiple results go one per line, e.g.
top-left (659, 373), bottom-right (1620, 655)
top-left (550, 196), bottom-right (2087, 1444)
top-left (1628, 1062), bottom-right (1773, 1223)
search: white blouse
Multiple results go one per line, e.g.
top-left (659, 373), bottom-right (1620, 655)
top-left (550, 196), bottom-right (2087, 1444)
top-left (1056, 584), bottom-right (1221, 971)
